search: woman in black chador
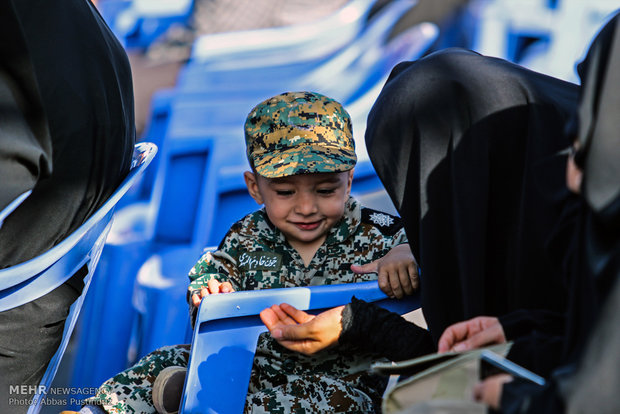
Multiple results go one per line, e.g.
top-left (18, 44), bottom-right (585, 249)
top-left (364, 47), bottom-right (579, 342)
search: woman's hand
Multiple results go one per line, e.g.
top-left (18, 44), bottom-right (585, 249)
top-left (437, 316), bottom-right (506, 353)
top-left (473, 374), bottom-right (513, 410)
top-left (260, 303), bottom-right (345, 355)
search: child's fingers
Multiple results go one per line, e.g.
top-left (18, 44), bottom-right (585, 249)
top-left (378, 271), bottom-right (394, 298)
top-left (408, 262), bottom-right (419, 290)
top-left (398, 264), bottom-right (414, 295)
top-left (191, 293), bottom-right (201, 307)
top-left (220, 282), bottom-right (234, 293)
top-left (388, 268), bottom-right (405, 299)
top-left (207, 279), bottom-right (221, 294)
top-left (350, 260), bottom-right (379, 274)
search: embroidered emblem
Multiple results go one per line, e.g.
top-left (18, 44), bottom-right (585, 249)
top-left (368, 212), bottom-right (394, 227)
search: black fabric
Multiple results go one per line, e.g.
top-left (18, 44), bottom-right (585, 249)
top-left (0, 0), bottom-right (135, 408)
top-left (365, 48), bottom-right (579, 342)
top-left (339, 297), bottom-right (435, 361)
top-left (498, 309), bottom-right (566, 341)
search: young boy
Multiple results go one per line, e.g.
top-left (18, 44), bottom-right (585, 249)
top-left (78, 91), bottom-right (417, 414)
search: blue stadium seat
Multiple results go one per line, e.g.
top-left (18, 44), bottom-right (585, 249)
top-left (177, 0), bottom-right (414, 90)
top-left (70, 135), bottom-right (220, 389)
top-left (0, 142), bottom-right (157, 414)
top-left (180, 281), bottom-right (420, 413)
top-left (188, 0), bottom-right (377, 70)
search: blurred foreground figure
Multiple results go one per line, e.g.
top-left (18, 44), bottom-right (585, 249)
top-left (0, 0), bottom-right (135, 411)
top-left (487, 11), bottom-right (620, 414)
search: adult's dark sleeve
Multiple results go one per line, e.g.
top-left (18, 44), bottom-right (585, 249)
top-left (338, 297), bottom-right (435, 361)
top-left (501, 378), bottom-right (565, 414)
top-left (498, 309), bottom-right (565, 340)
top-left (497, 309), bottom-right (566, 376)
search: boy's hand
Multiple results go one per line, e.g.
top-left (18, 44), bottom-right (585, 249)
top-left (260, 303), bottom-right (344, 355)
top-left (191, 279), bottom-right (235, 308)
top-left (437, 316), bottom-right (506, 353)
top-left (351, 243), bottom-right (418, 298)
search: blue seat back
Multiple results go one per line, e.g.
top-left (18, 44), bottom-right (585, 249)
top-left (180, 281), bottom-right (419, 413)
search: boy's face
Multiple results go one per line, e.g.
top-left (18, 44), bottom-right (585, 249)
top-left (244, 169), bottom-right (354, 248)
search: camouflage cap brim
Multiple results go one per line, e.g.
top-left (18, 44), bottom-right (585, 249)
top-left (254, 143), bottom-right (357, 178)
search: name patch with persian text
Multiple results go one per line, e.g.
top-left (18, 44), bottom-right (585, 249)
top-left (238, 251), bottom-right (282, 271)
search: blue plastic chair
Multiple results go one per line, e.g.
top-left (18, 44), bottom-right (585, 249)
top-left (188, 0), bottom-right (376, 69)
top-left (137, 2), bottom-right (434, 207)
top-left (128, 136), bottom-right (259, 359)
top-left (180, 281), bottom-right (420, 413)
top-left (177, 0), bottom-right (415, 91)
top-left (0, 142), bottom-right (157, 414)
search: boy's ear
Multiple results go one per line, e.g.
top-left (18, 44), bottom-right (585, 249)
top-left (244, 171), bottom-right (264, 205)
top-left (346, 168), bottom-right (354, 196)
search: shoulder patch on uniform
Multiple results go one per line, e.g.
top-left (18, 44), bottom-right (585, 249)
top-left (361, 207), bottom-right (403, 236)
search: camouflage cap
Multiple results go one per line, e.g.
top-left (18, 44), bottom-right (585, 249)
top-left (244, 91), bottom-right (357, 178)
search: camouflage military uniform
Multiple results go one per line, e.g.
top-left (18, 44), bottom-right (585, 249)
top-left (85, 197), bottom-right (407, 413)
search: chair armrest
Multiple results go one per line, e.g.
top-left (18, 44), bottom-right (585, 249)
top-left (180, 280), bottom-right (419, 413)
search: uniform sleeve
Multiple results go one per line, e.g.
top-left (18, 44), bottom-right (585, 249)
top-left (186, 229), bottom-right (245, 324)
top-left (187, 249), bottom-right (242, 293)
